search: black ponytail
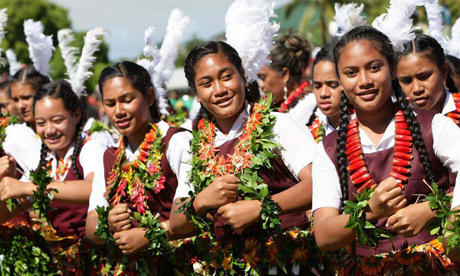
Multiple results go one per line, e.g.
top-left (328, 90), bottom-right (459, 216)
top-left (337, 93), bottom-right (351, 202)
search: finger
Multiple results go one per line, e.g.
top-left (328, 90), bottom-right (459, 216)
top-left (114, 212), bottom-right (131, 222)
top-left (387, 195), bottom-right (406, 209)
top-left (114, 220), bottom-right (132, 231)
top-left (380, 177), bottom-right (401, 191)
top-left (120, 224), bottom-right (132, 231)
top-left (386, 214), bottom-right (397, 227)
top-left (223, 183), bottom-right (239, 192)
top-left (221, 174), bottom-right (241, 184)
top-left (385, 188), bottom-right (404, 200)
top-left (217, 205), bottom-right (226, 215)
top-left (394, 198), bottom-right (407, 209)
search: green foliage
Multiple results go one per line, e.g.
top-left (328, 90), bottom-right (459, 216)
top-left (174, 34), bottom-right (205, 68)
top-left (445, 209), bottom-right (460, 254)
top-left (29, 166), bottom-right (56, 222)
top-left (0, 0), bottom-right (109, 93)
top-left (343, 187), bottom-right (394, 247)
top-left (135, 210), bottom-right (169, 256)
top-left (424, 182), bottom-right (452, 236)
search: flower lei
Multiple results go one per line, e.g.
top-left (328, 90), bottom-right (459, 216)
top-left (308, 117), bottom-right (325, 143)
top-left (179, 94), bottom-right (281, 243)
top-left (278, 81), bottom-right (309, 113)
top-left (343, 110), bottom-right (413, 247)
top-left (166, 108), bottom-right (187, 127)
top-left (0, 112), bottom-right (20, 150)
top-left (95, 123), bottom-right (170, 273)
top-left (446, 92), bottom-right (460, 126)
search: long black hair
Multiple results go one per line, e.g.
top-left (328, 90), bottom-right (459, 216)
top-left (34, 81), bottom-right (85, 179)
top-left (98, 61), bottom-right (161, 122)
top-left (398, 34), bottom-right (458, 93)
top-left (184, 41), bottom-right (259, 129)
top-left (333, 26), bottom-right (435, 202)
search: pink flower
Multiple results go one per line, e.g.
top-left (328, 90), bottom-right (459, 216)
top-left (148, 163), bottom-right (158, 175)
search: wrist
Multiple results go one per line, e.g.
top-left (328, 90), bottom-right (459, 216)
top-left (23, 182), bottom-right (36, 197)
top-left (193, 193), bottom-right (208, 215)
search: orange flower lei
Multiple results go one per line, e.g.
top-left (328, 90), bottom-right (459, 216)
top-left (308, 117), bottom-right (325, 143)
top-left (446, 92), bottom-right (460, 126)
top-left (104, 123), bottom-right (165, 214)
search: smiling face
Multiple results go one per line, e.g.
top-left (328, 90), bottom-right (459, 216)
top-left (397, 53), bottom-right (447, 112)
top-left (35, 97), bottom-right (81, 159)
top-left (11, 82), bottom-right (36, 123)
top-left (336, 40), bottom-right (393, 113)
top-left (312, 61), bottom-right (342, 117)
top-left (193, 53), bottom-right (246, 121)
top-left (102, 77), bottom-right (154, 139)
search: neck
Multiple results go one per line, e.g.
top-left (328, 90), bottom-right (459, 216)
top-left (327, 114), bottom-right (340, 129)
top-left (215, 105), bottom-right (245, 135)
top-left (355, 98), bottom-right (394, 134)
top-left (126, 120), bottom-right (154, 151)
top-left (431, 90), bottom-right (446, 114)
top-left (55, 143), bottom-right (72, 160)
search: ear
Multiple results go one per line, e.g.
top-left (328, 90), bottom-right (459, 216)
top-left (74, 107), bottom-right (82, 123)
top-left (145, 87), bottom-right (156, 107)
top-left (390, 65), bottom-right (397, 80)
top-left (281, 67), bottom-right (290, 84)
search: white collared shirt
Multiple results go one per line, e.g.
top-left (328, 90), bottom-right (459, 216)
top-left (173, 104), bottom-right (317, 200)
top-left (312, 113), bottom-right (460, 212)
top-left (88, 120), bottom-right (192, 212)
top-left (442, 90), bottom-right (457, 115)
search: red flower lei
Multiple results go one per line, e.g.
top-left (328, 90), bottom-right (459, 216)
top-left (104, 123), bottom-right (165, 215)
top-left (308, 117), bottom-right (325, 143)
top-left (279, 81), bottom-right (309, 113)
top-left (446, 92), bottom-right (460, 126)
top-left (346, 110), bottom-right (412, 192)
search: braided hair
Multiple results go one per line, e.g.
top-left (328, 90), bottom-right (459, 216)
top-left (333, 26), bottom-right (436, 202)
top-left (10, 65), bottom-right (50, 91)
top-left (184, 41), bottom-right (260, 130)
top-left (398, 35), bottom-right (458, 93)
top-left (34, 81), bottom-right (85, 179)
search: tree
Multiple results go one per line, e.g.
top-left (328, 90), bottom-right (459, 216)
top-left (0, 0), bottom-right (110, 93)
top-left (174, 34), bottom-right (205, 68)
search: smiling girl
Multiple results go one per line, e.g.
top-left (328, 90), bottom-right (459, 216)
top-left (0, 80), bottom-right (105, 273)
top-left (85, 61), bottom-right (191, 274)
top-left (169, 41), bottom-right (329, 275)
top-left (312, 26), bottom-right (460, 274)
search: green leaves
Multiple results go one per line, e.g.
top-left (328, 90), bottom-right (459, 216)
top-left (29, 166), bottom-right (55, 222)
top-left (343, 187), bottom-right (394, 247)
top-left (137, 210), bottom-right (169, 256)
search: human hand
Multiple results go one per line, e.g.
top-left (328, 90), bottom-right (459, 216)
top-left (194, 174), bottom-right (239, 214)
top-left (0, 156), bottom-right (16, 179)
top-left (108, 203), bottom-right (132, 232)
top-left (387, 202), bottom-right (435, 237)
top-left (0, 177), bottom-right (34, 201)
top-left (366, 177), bottom-right (407, 221)
top-left (217, 200), bottom-right (261, 230)
top-left (113, 227), bottom-right (149, 255)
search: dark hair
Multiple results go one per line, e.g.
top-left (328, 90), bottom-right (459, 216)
top-left (398, 34), bottom-right (458, 93)
top-left (10, 65), bottom-right (50, 91)
top-left (333, 26), bottom-right (435, 202)
top-left (184, 41), bottom-right (259, 129)
top-left (0, 80), bottom-right (12, 97)
top-left (312, 43), bottom-right (335, 78)
top-left (98, 61), bottom-right (161, 121)
top-left (268, 31), bottom-right (311, 87)
top-left (447, 55), bottom-right (460, 91)
top-left (34, 81), bottom-right (85, 179)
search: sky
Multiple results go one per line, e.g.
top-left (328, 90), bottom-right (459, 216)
top-left (48, 0), bottom-right (291, 61)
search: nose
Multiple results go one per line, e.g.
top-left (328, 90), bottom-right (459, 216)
top-left (257, 79), bottom-right (265, 92)
top-left (18, 99), bottom-right (27, 110)
top-left (412, 80), bottom-right (424, 96)
top-left (213, 80), bottom-right (228, 97)
top-left (44, 122), bottom-right (57, 137)
top-left (114, 102), bottom-right (126, 118)
top-left (319, 85), bottom-right (330, 99)
top-left (358, 71), bottom-right (373, 89)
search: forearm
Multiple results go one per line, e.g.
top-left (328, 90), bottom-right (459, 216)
top-left (169, 198), bottom-right (199, 235)
top-left (313, 208), bottom-right (356, 251)
top-left (86, 211), bottom-right (105, 245)
top-left (47, 180), bottom-right (91, 205)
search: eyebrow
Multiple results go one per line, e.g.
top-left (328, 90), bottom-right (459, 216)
top-left (197, 67), bottom-right (233, 81)
top-left (342, 59), bottom-right (383, 70)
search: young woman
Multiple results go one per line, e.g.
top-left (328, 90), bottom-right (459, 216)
top-left (10, 65), bottom-right (50, 128)
top-left (0, 80), bottom-right (105, 274)
top-left (447, 55), bottom-right (460, 91)
top-left (397, 35), bottom-right (460, 125)
top-left (308, 44), bottom-right (342, 142)
top-left (312, 26), bottom-right (460, 274)
top-left (170, 41), bottom-right (330, 275)
top-left (257, 32), bottom-right (314, 121)
top-left (0, 80), bottom-right (21, 118)
top-left (85, 61), bottom-right (191, 274)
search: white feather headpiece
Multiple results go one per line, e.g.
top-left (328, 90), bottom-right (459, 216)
top-left (0, 8), bottom-right (8, 67)
top-left (447, 18), bottom-right (460, 59)
top-left (23, 19), bottom-right (55, 76)
top-left (71, 27), bottom-right (106, 97)
top-left (332, 3), bottom-right (367, 38)
top-left (225, 0), bottom-right (280, 82)
top-left (6, 49), bottom-right (21, 76)
top-left (425, 0), bottom-right (449, 53)
top-left (153, 9), bottom-right (190, 116)
top-left (372, 0), bottom-right (425, 52)
top-left (58, 29), bottom-right (79, 80)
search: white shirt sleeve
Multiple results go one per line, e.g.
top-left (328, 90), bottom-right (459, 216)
top-left (166, 131), bottom-right (194, 200)
top-left (79, 139), bottom-right (108, 178)
top-left (431, 114), bottom-right (460, 208)
top-left (272, 112), bottom-right (316, 178)
top-left (88, 148), bottom-right (109, 212)
top-left (312, 141), bottom-right (342, 213)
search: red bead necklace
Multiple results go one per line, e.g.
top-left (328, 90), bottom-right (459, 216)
top-left (446, 93), bottom-right (460, 126)
top-left (279, 81), bottom-right (309, 113)
top-left (346, 110), bottom-right (413, 192)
